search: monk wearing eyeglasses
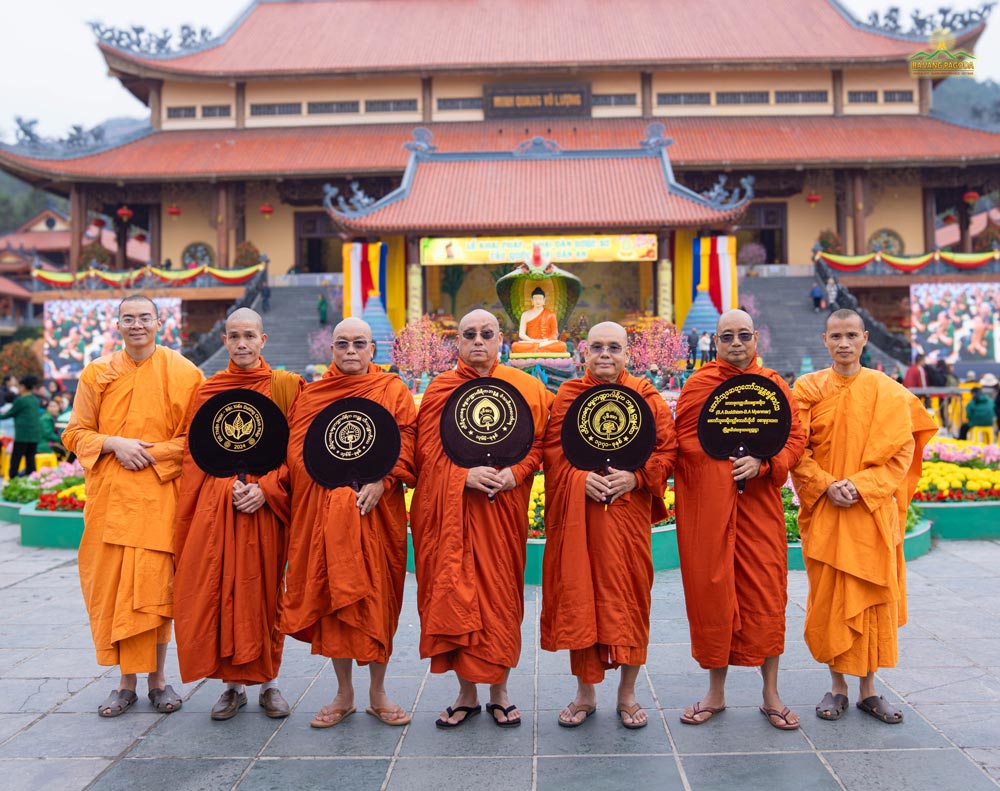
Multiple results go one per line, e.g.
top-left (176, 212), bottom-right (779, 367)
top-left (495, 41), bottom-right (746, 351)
top-left (410, 309), bottom-right (553, 728)
top-left (63, 294), bottom-right (204, 718)
top-left (280, 317), bottom-right (418, 728)
top-left (673, 309), bottom-right (806, 730)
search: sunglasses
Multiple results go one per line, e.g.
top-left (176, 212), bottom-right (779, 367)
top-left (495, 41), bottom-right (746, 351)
top-left (461, 329), bottom-right (496, 341)
top-left (716, 332), bottom-right (755, 344)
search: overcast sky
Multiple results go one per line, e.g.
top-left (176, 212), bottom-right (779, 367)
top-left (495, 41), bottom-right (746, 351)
top-left (1, 0), bottom-right (997, 142)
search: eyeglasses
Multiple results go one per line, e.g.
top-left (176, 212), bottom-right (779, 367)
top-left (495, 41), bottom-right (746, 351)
top-left (590, 343), bottom-right (624, 355)
top-left (461, 329), bottom-right (496, 341)
top-left (332, 339), bottom-right (370, 351)
top-left (716, 332), bottom-right (755, 344)
top-left (119, 315), bottom-right (157, 327)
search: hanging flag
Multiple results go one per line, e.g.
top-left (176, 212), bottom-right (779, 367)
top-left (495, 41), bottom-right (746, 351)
top-left (707, 236), bottom-right (737, 314)
top-left (343, 242), bottom-right (386, 317)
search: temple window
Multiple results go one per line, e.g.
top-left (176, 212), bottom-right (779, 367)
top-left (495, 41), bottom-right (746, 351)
top-left (365, 99), bottom-right (419, 112)
top-left (716, 91), bottom-right (770, 105)
top-left (437, 97), bottom-right (484, 110)
top-left (166, 106), bottom-right (196, 119)
top-left (202, 105), bottom-right (231, 118)
top-left (308, 101), bottom-right (361, 114)
top-left (775, 90), bottom-right (828, 104)
top-left (848, 90), bottom-right (878, 103)
top-left (592, 93), bottom-right (637, 106)
top-left (884, 90), bottom-right (914, 103)
top-left (656, 92), bottom-right (710, 105)
top-left (250, 102), bottom-right (303, 116)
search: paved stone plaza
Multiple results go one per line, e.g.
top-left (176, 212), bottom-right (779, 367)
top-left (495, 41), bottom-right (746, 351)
top-left (0, 518), bottom-right (998, 791)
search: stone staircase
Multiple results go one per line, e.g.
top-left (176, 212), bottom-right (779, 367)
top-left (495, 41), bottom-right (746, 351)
top-left (737, 274), bottom-right (900, 377)
top-left (199, 285), bottom-right (342, 377)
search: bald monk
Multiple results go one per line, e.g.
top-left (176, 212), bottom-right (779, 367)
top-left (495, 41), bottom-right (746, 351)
top-left (411, 309), bottom-right (553, 727)
top-left (511, 288), bottom-right (567, 353)
top-left (63, 294), bottom-right (203, 717)
top-left (541, 322), bottom-right (677, 729)
top-left (791, 309), bottom-right (937, 724)
top-left (674, 309), bottom-right (806, 730)
top-left (173, 308), bottom-right (302, 721)
top-left (280, 318), bottom-right (417, 728)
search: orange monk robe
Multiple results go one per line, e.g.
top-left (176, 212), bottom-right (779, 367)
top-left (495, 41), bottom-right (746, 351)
top-left (674, 359), bottom-right (806, 669)
top-left (791, 367), bottom-right (937, 676)
top-left (512, 309), bottom-right (566, 353)
top-left (63, 347), bottom-right (203, 674)
top-left (173, 358), bottom-right (303, 685)
top-left (279, 363), bottom-right (416, 664)
top-left (411, 359), bottom-right (553, 684)
top-left (540, 370), bottom-right (677, 682)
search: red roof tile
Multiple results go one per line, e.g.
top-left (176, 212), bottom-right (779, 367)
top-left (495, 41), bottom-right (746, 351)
top-left (328, 155), bottom-right (744, 232)
top-left (0, 275), bottom-right (32, 299)
top-left (2, 116), bottom-right (998, 185)
top-left (101, 0), bottom-right (980, 77)
top-left (0, 227), bottom-right (150, 262)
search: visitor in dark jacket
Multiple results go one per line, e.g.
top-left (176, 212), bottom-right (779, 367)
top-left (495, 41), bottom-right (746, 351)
top-left (0, 374), bottom-right (42, 477)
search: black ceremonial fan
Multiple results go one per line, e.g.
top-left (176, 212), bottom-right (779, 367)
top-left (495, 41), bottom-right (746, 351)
top-left (302, 397), bottom-right (401, 490)
top-left (188, 388), bottom-right (289, 478)
top-left (440, 377), bottom-right (535, 469)
top-left (560, 383), bottom-right (656, 473)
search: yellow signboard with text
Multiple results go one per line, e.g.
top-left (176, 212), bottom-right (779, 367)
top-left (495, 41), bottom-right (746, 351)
top-left (420, 235), bottom-right (658, 266)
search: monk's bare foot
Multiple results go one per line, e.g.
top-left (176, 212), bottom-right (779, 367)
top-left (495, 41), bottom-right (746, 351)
top-left (488, 683), bottom-right (520, 725)
top-left (439, 690), bottom-right (479, 726)
top-left (682, 693), bottom-right (725, 724)
top-left (314, 691), bottom-right (355, 726)
top-left (559, 683), bottom-right (597, 726)
top-left (617, 692), bottom-right (648, 727)
top-left (368, 689), bottom-right (409, 724)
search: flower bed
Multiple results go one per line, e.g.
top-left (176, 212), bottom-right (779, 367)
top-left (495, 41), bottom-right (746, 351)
top-left (2, 461), bottom-right (87, 547)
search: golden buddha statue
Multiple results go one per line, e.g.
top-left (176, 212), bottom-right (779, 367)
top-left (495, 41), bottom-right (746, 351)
top-left (511, 287), bottom-right (566, 353)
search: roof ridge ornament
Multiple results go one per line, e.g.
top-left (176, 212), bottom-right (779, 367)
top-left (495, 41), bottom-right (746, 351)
top-left (404, 127), bottom-right (437, 154)
top-left (513, 136), bottom-right (562, 158)
top-left (88, 21), bottom-right (214, 55)
top-left (4, 117), bottom-right (147, 158)
top-left (640, 123), bottom-right (673, 151)
top-left (701, 175), bottom-right (756, 209)
top-left (323, 181), bottom-right (376, 214)
top-left (852, 1), bottom-right (993, 37)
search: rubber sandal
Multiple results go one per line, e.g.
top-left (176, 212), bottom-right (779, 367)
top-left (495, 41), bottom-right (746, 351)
top-left (816, 692), bottom-right (849, 721)
top-left (617, 702), bottom-right (648, 730)
top-left (558, 702), bottom-right (596, 728)
top-left (435, 704), bottom-right (481, 729)
top-left (680, 701), bottom-right (725, 725)
top-left (759, 705), bottom-right (800, 730)
top-left (310, 706), bottom-right (356, 728)
top-left (485, 702), bottom-right (521, 728)
top-left (147, 684), bottom-right (183, 713)
top-left (98, 688), bottom-right (137, 718)
top-left (856, 695), bottom-right (903, 724)
top-left (365, 706), bottom-right (411, 726)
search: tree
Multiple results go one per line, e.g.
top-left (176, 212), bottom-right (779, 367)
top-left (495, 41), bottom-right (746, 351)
top-left (627, 319), bottom-right (689, 377)
top-left (440, 266), bottom-right (467, 316)
top-left (391, 315), bottom-right (457, 385)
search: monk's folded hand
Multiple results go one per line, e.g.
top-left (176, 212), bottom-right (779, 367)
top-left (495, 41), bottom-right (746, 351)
top-left (825, 480), bottom-right (857, 508)
top-left (356, 480), bottom-right (385, 516)
top-left (234, 482), bottom-right (266, 514)
top-left (585, 471), bottom-right (613, 503)
top-left (495, 467), bottom-right (517, 492)
top-left (729, 455), bottom-right (762, 481)
top-left (465, 466), bottom-right (506, 496)
top-left (105, 436), bottom-right (156, 470)
top-left (604, 467), bottom-right (638, 503)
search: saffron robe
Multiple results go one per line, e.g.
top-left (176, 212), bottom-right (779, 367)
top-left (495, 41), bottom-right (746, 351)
top-left (411, 358), bottom-right (552, 683)
top-left (540, 370), bottom-right (677, 682)
top-left (512, 309), bottom-right (566, 353)
top-left (279, 363), bottom-right (417, 664)
top-left (173, 358), bottom-right (302, 684)
top-left (791, 367), bottom-right (937, 675)
top-left (674, 358), bottom-right (806, 668)
top-left (63, 346), bottom-right (203, 673)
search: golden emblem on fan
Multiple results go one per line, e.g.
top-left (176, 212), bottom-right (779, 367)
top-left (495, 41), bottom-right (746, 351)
top-left (455, 386), bottom-right (518, 445)
top-left (324, 411), bottom-right (377, 461)
top-left (576, 390), bottom-right (642, 451)
top-left (212, 402), bottom-right (265, 452)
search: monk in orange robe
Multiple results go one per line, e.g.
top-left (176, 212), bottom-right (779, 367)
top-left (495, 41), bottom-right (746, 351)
top-left (411, 309), bottom-right (552, 727)
top-left (280, 318), bottom-right (417, 728)
top-left (63, 294), bottom-right (203, 718)
top-left (674, 309), bottom-right (806, 730)
top-left (541, 322), bottom-right (677, 729)
top-left (511, 288), bottom-right (567, 353)
top-left (791, 309), bottom-right (937, 725)
top-left (174, 308), bottom-right (302, 721)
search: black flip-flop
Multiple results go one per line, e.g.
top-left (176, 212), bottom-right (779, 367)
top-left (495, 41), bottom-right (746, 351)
top-left (435, 704), bottom-right (482, 729)
top-left (857, 695), bottom-right (903, 724)
top-left (486, 702), bottom-right (521, 728)
top-left (816, 692), bottom-right (849, 721)
top-left (98, 688), bottom-right (138, 718)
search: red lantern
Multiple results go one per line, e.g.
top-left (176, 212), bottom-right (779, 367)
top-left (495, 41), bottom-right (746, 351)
top-left (805, 192), bottom-right (821, 208)
top-left (92, 217), bottom-right (106, 229)
top-left (259, 203), bottom-right (274, 220)
top-left (116, 205), bottom-right (134, 223)
top-left (166, 204), bottom-right (182, 220)
top-left (133, 232), bottom-right (147, 243)
top-left (963, 190), bottom-right (980, 207)
top-left (944, 214), bottom-right (958, 225)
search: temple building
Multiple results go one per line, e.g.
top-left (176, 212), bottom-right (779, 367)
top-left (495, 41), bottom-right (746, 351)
top-left (1, 0), bottom-right (998, 334)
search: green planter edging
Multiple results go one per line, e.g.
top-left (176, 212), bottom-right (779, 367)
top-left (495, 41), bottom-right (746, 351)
top-left (406, 525), bottom-right (680, 586)
top-left (19, 504), bottom-right (85, 549)
top-left (920, 501), bottom-right (1000, 540)
top-left (786, 519), bottom-right (932, 572)
top-left (0, 498), bottom-right (26, 524)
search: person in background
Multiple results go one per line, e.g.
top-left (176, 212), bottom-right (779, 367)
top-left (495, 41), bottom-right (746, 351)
top-left (959, 387), bottom-right (996, 440)
top-left (810, 282), bottom-right (824, 313)
top-left (1, 374), bottom-right (42, 477)
top-left (825, 277), bottom-right (838, 312)
top-left (687, 327), bottom-right (699, 368)
top-left (39, 399), bottom-right (70, 461)
top-left (697, 332), bottom-right (711, 366)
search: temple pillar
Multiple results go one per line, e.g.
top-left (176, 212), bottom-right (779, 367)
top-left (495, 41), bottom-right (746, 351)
top-left (832, 70), bottom-right (843, 116)
top-left (422, 77), bottom-right (433, 123)
top-left (656, 256), bottom-right (673, 321)
top-left (149, 81), bottom-right (163, 130)
top-left (922, 188), bottom-right (936, 252)
top-left (149, 203), bottom-right (161, 265)
top-left (234, 182), bottom-right (246, 247)
top-left (216, 184), bottom-right (231, 267)
top-left (235, 82), bottom-right (246, 129)
top-left (834, 170), bottom-right (847, 249)
top-left (405, 237), bottom-right (423, 325)
top-left (851, 171), bottom-right (866, 255)
top-left (641, 72), bottom-right (653, 118)
top-left (69, 184), bottom-right (84, 272)
top-left (958, 199), bottom-right (972, 253)
top-left (918, 78), bottom-right (932, 114)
